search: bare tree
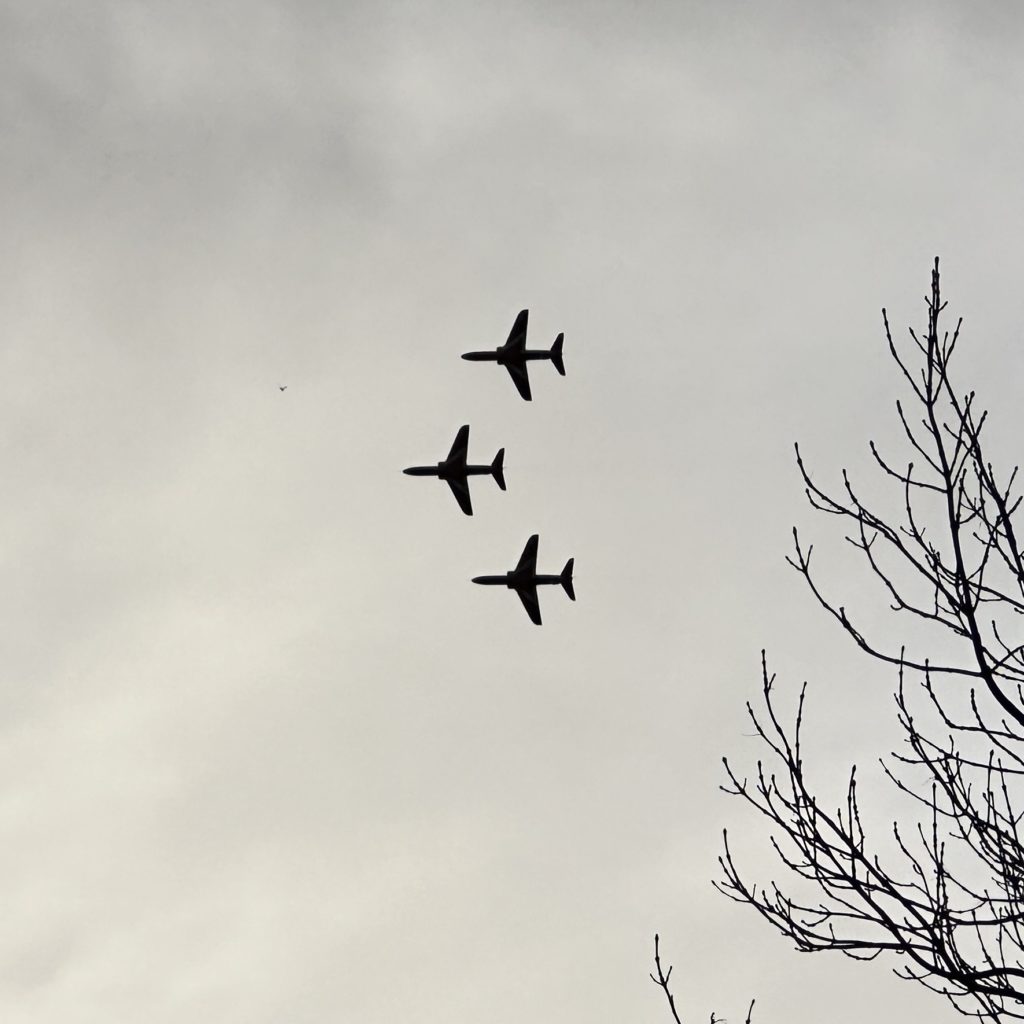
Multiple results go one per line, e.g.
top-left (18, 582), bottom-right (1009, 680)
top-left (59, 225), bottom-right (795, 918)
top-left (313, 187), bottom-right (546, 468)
top-left (717, 259), bottom-right (1024, 1019)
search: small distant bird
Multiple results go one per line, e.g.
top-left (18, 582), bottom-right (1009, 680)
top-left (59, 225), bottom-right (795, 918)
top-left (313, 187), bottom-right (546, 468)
top-left (279, 386), bottom-right (287, 391)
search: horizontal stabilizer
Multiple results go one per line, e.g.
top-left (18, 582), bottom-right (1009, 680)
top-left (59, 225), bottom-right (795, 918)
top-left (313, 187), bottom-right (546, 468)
top-left (560, 558), bottom-right (575, 601)
top-left (492, 448), bottom-right (506, 491)
top-left (550, 333), bottom-right (565, 376)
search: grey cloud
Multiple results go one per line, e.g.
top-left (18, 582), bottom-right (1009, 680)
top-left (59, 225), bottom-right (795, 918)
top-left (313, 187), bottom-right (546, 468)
top-left (3, 2), bottom-right (1022, 1022)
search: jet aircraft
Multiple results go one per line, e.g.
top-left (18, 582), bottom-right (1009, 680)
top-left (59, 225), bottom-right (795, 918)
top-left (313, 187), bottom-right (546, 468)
top-left (403, 424), bottom-right (505, 516)
top-left (472, 533), bottom-right (575, 625)
top-left (461, 309), bottom-right (565, 401)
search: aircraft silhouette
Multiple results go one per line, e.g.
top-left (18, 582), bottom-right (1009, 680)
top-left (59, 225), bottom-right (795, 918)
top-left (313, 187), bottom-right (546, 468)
top-left (461, 309), bottom-right (565, 401)
top-left (403, 424), bottom-right (506, 516)
top-left (472, 533), bottom-right (574, 625)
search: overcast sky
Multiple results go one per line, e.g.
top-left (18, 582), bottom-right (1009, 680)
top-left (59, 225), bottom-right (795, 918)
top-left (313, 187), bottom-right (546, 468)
top-left (2, 2), bottom-right (1024, 1021)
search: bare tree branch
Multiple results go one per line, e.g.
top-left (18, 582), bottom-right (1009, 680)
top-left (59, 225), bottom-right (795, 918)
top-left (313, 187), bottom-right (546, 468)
top-left (651, 933), bottom-right (684, 1024)
top-left (651, 934), bottom-right (754, 1024)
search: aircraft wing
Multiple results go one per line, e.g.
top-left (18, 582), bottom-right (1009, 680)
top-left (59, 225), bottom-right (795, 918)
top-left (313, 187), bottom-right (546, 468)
top-left (515, 534), bottom-right (539, 574)
top-left (515, 582), bottom-right (543, 625)
top-left (505, 309), bottom-right (528, 349)
top-left (446, 424), bottom-right (470, 464)
top-left (446, 476), bottom-right (473, 516)
top-left (505, 361), bottom-right (532, 401)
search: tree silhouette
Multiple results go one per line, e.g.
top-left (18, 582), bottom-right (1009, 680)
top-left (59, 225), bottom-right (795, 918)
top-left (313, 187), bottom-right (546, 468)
top-left (718, 259), bottom-right (1024, 1019)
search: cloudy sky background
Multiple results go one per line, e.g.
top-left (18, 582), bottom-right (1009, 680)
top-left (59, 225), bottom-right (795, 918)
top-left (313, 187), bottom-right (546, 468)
top-left (2, 1), bottom-right (1024, 1021)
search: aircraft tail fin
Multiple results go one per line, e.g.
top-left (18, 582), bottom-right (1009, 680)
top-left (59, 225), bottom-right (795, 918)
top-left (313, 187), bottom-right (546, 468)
top-left (550, 333), bottom-right (565, 376)
top-left (491, 448), bottom-right (506, 491)
top-left (560, 557), bottom-right (575, 601)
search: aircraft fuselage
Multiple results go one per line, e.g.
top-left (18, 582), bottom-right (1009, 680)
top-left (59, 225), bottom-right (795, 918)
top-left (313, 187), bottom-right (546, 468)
top-left (402, 460), bottom-right (493, 480)
top-left (471, 571), bottom-right (562, 589)
top-left (462, 348), bottom-right (555, 366)
top-left (471, 574), bottom-right (512, 587)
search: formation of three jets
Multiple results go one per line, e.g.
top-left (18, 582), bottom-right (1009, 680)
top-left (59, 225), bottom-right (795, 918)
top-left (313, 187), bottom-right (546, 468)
top-left (403, 310), bottom-right (574, 625)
